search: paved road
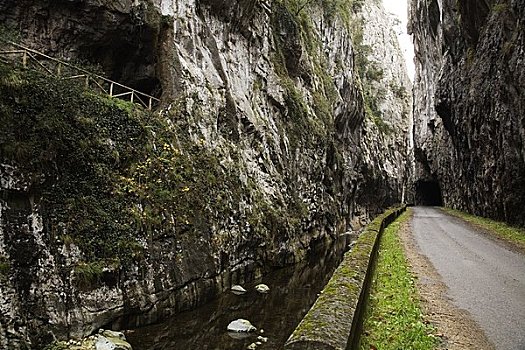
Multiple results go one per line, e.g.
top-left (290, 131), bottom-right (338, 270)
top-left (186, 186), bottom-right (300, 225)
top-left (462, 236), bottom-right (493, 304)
top-left (411, 207), bottom-right (525, 350)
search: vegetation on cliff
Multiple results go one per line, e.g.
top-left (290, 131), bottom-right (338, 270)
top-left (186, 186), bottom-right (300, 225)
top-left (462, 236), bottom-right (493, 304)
top-left (0, 63), bottom-right (246, 275)
top-left (0, 0), bottom-right (413, 345)
top-left (0, 56), bottom-right (315, 284)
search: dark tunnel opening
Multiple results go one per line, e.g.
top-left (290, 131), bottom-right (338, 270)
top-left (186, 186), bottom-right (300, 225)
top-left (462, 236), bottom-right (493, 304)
top-left (415, 180), bottom-right (443, 206)
top-left (81, 37), bottom-right (163, 99)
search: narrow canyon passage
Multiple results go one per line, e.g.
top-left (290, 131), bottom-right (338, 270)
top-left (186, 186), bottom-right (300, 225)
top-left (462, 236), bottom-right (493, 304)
top-left (410, 207), bottom-right (525, 349)
top-left (2, 0), bottom-right (525, 347)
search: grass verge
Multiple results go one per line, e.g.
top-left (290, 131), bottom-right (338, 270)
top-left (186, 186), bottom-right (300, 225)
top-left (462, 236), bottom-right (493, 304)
top-left (360, 210), bottom-right (437, 350)
top-left (442, 208), bottom-right (525, 250)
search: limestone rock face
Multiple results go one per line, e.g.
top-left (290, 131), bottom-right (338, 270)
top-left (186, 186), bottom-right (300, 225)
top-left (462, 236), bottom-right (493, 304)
top-left (354, 0), bottom-right (414, 210)
top-left (0, 0), bottom-right (411, 347)
top-left (410, 0), bottom-right (525, 225)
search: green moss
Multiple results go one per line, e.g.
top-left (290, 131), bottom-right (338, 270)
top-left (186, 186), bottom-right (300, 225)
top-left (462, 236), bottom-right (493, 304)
top-left (466, 46), bottom-right (476, 66)
top-left (0, 255), bottom-right (10, 278)
top-left (442, 208), bottom-right (525, 250)
top-left (280, 0), bottom-right (357, 26)
top-left (360, 209), bottom-right (437, 350)
top-left (348, 9), bottom-right (397, 135)
top-left (271, 0), bottom-right (341, 149)
top-left (366, 65), bottom-right (384, 81)
top-left (363, 91), bottom-right (393, 134)
top-left (289, 207), bottom-right (404, 343)
top-left (42, 342), bottom-right (69, 350)
top-left (492, 3), bottom-right (508, 14)
top-left (73, 261), bottom-right (105, 289)
top-left (390, 83), bottom-right (407, 99)
top-left (319, 0), bottom-right (351, 26)
top-left (0, 63), bottom-right (243, 272)
top-left (0, 64), bottom-right (148, 262)
top-left (350, 17), bottom-right (370, 76)
top-left (0, 25), bottom-right (21, 42)
top-left (160, 14), bottom-right (174, 27)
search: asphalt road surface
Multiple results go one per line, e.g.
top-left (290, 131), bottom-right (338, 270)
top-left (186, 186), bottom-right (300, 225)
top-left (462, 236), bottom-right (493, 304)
top-left (411, 207), bottom-right (525, 350)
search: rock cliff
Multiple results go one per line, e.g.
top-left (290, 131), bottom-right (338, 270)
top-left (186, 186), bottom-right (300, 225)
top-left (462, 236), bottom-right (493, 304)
top-left (354, 0), bottom-right (414, 209)
top-left (410, 0), bottom-right (525, 226)
top-left (0, 0), bottom-right (412, 347)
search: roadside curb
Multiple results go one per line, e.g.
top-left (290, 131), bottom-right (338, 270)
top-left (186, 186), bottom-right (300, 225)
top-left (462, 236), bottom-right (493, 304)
top-left (284, 205), bottom-right (407, 350)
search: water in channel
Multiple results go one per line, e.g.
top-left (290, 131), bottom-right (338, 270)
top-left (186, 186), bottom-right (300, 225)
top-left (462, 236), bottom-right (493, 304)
top-left (125, 237), bottom-right (351, 349)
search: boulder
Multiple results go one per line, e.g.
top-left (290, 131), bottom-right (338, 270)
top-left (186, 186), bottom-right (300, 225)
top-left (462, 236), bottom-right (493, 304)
top-left (255, 284), bottom-right (270, 294)
top-left (227, 319), bottom-right (257, 333)
top-left (231, 285), bottom-right (247, 295)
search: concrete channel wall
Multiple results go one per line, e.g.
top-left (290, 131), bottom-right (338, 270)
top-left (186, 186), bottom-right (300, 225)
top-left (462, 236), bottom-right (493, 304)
top-left (284, 206), bottom-right (407, 350)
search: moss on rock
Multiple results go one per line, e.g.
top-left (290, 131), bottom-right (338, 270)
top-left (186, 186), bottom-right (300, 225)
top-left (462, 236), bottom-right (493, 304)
top-left (285, 206), bottom-right (406, 350)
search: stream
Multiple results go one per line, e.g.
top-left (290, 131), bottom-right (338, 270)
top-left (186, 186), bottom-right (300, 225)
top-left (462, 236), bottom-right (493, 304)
top-left (125, 237), bottom-right (352, 349)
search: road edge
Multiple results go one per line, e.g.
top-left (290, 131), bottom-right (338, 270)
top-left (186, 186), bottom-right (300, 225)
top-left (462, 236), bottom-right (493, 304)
top-left (399, 208), bottom-right (496, 350)
top-left (440, 207), bottom-right (525, 254)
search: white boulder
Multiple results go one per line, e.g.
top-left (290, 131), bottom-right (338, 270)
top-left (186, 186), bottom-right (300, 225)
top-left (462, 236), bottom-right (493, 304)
top-left (227, 319), bottom-right (257, 333)
top-left (255, 284), bottom-right (270, 294)
top-left (231, 285), bottom-right (247, 295)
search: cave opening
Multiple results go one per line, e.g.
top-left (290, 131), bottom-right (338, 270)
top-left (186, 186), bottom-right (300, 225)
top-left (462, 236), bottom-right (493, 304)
top-left (415, 180), bottom-right (443, 206)
top-left (79, 23), bottom-right (164, 100)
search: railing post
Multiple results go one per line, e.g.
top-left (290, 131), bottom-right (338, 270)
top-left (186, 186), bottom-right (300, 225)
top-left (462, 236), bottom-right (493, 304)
top-left (5, 43), bottom-right (161, 109)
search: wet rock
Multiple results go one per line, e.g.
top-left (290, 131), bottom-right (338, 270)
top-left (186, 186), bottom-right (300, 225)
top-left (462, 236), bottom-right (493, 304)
top-left (48, 332), bottom-right (132, 350)
top-left (409, 0), bottom-right (525, 226)
top-left (231, 285), bottom-right (247, 295)
top-left (247, 343), bottom-right (257, 350)
top-left (227, 319), bottom-right (257, 333)
top-left (100, 330), bottom-right (126, 340)
top-left (227, 332), bottom-right (252, 340)
top-left (257, 336), bottom-right (268, 343)
top-left (255, 284), bottom-right (270, 294)
top-left (77, 334), bottom-right (132, 350)
top-left (0, 0), bottom-right (412, 346)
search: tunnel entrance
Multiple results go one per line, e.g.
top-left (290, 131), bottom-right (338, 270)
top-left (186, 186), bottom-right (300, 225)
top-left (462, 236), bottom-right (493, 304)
top-left (415, 180), bottom-right (443, 206)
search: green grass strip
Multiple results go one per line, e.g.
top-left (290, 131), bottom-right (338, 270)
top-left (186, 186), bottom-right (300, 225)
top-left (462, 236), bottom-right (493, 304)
top-left (360, 210), bottom-right (437, 350)
top-left (442, 208), bottom-right (525, 250)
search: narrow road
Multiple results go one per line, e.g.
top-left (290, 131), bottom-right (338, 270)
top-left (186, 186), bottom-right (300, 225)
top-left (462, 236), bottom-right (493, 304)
top-left (411, 207), bottom-right (525, 350)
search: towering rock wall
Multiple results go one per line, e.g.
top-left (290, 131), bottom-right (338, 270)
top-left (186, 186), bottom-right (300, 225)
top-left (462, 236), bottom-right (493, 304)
top-left (0, 0), bottom-right (411, 347)
top-left (354, 0), bottom-right (414, 209)
top-left (410, 0), bottom-right (525, 225)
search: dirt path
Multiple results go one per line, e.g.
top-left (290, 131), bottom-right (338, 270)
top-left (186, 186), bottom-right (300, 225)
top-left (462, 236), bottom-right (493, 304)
top-left (398, 209), bottom-right (495, 350)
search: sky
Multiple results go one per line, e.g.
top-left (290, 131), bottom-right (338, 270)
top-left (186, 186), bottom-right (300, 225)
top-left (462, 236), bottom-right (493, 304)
top-left (382, 0), bottom-right (416, 81)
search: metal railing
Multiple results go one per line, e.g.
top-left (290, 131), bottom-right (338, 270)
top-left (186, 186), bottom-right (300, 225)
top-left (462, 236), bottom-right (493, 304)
top-left (0, 41), bottom-right (160, 110)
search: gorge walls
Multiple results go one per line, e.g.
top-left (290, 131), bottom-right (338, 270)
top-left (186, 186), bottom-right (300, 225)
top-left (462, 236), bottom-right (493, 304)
top-left (0, 0), bottom-right (412, 347)
top-left (354, 0), bottom-right (414, 209)
top-left (410, 0), bottom-right (525, 225)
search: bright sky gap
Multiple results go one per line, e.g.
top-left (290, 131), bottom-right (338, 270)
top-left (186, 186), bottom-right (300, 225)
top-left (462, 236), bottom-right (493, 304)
top-left (382, 0), bottom-right (415, 81)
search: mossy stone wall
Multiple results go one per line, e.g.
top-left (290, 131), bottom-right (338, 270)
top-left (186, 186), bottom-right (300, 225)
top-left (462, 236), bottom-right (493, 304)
top-left (284, 205), bottom-right (407, 350)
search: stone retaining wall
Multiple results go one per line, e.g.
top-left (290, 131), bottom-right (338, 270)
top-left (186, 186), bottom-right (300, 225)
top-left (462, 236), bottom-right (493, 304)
top-left (284, 206), bottom-right (407, 350)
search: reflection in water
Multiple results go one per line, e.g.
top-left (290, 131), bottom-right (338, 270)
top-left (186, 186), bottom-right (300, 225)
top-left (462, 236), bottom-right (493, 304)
top-left (126, 239), bottom-right (349, 350)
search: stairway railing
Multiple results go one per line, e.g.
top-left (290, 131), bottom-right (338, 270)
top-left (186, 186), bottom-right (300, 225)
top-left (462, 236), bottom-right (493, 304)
top-left (0, 41), bottom-right (160, 110)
